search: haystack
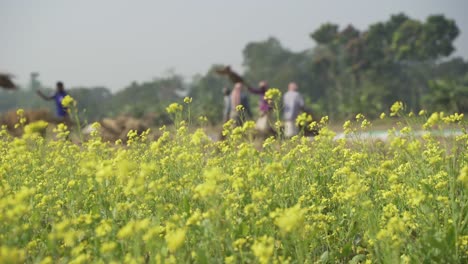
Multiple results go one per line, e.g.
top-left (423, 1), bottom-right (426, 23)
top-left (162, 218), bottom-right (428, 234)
top-left (0, 73), bottom-right (16, 90)
top-left (86, 115), bottom-right (152, 142)
top-left (0, 109), bottom-right (55, 136)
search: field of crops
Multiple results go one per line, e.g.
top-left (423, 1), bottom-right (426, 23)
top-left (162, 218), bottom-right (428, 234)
top-left (1, 101), bottom-right (467, 263)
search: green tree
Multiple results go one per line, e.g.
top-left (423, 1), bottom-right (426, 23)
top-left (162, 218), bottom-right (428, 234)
top-left (69, 87), bottom-right (112, 122)
top-left (425, 74), bottom-right (468, 113)
top-left (189, 65), bottom-right (231, 123)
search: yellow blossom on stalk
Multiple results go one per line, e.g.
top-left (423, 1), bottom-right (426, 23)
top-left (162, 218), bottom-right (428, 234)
top-left (242, 120), bottom-right (256, 131)
top-left (225, 256), bottom-right (235, 264)
top-left (252, 187), bottom-right (268, 201)
top-left (296, 113), bottom-right (313, 127)
top-left (376, 216), bottom-right (406, 249)
top-left (67, 180), bottom-right (76, 188)
top-left (251, 236), bottom-right (275, 264)
top-left (274, 121), bottom-right (282, 131)
top-left (24, 120), bottom-right (48, 136)
top-left (264, 88), bottom-right (281, 102)
top-left (53, 123), bottom-right (70, 139)
top-left (186, 210), bottom-right (202, 226)
top-left (262, 136), bottom-right (276, 148)
top-left (390, 101), bottom-right (404, 116)
top-left (40, 257), bottom-right (53, 264)
top-left (320, 115), bottom-right (329, 124)
top-left (235, 105), bottom-right (245, 112)
top-left (61, 95), bottom-right (76, 108)
top-left (400, 126), bottom-right (411, 134)
top-left (95, 220), bottom-right (113, 237)
top-left (361, 119), bottom-right (371, 129)
top-left (233, 238), bottom-right (248, 251)
top-left (458, 235), bottom-right (468, 254)
top-left (15, 108), bottom-right (26, 127)
top-left (380, 112), bottom-right (386, 119)
top-left (343, 120), bottom-right (353, 134)
top-left (117, 221), bottom-right (135, 239)
top-left (194, 168), bottom-right (223, 198)
top-left (458, 166), bottom-right (468, 188)
top-left (165, 228), bottom-right (186, 252)
top-left (407, 188), bottom-right (425, 207)
top-left (135, 218), bottom-right (150, 231)
top-left (442, 113), bottom-right (464, 123)
top-left (0, 246), bottom-right (25, 263)
top-left (183, 97), bottom-right (193, 104)
top-left (190, 128), bottom-right (209, 145)
top-left (91, 121), bottom-right (101, 130)
top-left (166, 103), bottom-right (183, 114)
top-left (100, 242), bottom-right (117, 254)
top-left (16, 108), bottom-right (24, 116)
top-left (308, 121), bottom-right (318, 131)
top-left (418, 109), bottom-right (426, 116)
top-left (423, 112), bottom-right (440, 129)
top-left (274, 204), bottom-right (305, 234)
top-left (401, 254), bottom-right (411, 264)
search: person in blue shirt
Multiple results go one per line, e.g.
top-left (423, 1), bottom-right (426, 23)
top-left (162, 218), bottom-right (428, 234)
top-left (37, 81), bottom-right (69, 121)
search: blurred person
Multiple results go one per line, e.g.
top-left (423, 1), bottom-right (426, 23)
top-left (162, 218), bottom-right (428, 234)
top-left (283, 82), bottom-right (304, 138)
top-left (230, 82), bottom-right (252, 126)
top-left (246, 81), bottom-right (272, 133)
top-left (37, 81), bottom-right (69, 122)
top-left (247, 80), bottom-right (271, 115)
top-left (223, 87), bottom-right (231, 123)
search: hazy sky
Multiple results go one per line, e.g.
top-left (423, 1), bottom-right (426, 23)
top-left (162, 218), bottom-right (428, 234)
top-left (1, 0), bottom-right (467, 91)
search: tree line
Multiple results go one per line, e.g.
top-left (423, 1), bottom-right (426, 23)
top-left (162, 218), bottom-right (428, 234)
top-left (1, 13), bottom-right (467, 124)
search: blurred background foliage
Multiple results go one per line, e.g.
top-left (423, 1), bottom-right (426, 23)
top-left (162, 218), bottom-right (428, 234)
top-left (1, 13), bottom-right (467, 124)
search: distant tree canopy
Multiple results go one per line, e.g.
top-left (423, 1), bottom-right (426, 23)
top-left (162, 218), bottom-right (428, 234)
top-left (239, 13), bottom-right (463, 119)
top-left (1, 13), bottom-right (466, 123)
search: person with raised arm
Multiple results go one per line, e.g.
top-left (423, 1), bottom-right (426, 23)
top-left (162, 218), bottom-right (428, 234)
top-left (37, 81), bottom-right (69, 121)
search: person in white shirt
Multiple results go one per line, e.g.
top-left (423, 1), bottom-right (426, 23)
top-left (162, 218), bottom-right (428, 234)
top-left (283, 82), bottom-right (305, 138)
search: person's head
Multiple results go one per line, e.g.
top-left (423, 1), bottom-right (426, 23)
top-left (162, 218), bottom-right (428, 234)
top-left (56, 81), bottom-right (65, 92)
top-left (233, 82), bottom-right (243, 91)
top-left (288, 82), bottom-right (298, 92)
top-left (258, 80), bottom-right (268, 91)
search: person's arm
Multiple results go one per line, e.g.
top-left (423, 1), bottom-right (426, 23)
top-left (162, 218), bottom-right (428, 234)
top-left (299, 95), bottom-right (314, 115)
top-left (298, 95), bottom-right (305, 110)
top-left (36, 90), bottom-right (54, 101)
top-left (246, 85), bottom-right (263, 95)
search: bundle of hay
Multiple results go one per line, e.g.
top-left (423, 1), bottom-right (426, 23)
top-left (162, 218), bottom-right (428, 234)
top-left (0, 73), bottom-right (16, 90)
top-left (215, 66), bottom-right (246, 84)
top-left (0, 109), bottom-right (55, 136)
top-left (84, 115), bottom-right (152, 142)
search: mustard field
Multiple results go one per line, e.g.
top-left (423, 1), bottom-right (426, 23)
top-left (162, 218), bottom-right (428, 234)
top-left (0, 102), bottom-right (467, 263)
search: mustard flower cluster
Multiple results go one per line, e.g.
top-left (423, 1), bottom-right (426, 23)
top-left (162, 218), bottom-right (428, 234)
top-left (264, 88), bottom-right (282, 102)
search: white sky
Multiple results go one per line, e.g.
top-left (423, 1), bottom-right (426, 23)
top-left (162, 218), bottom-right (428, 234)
top-left (1, 0), bottom-right (467, 91)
